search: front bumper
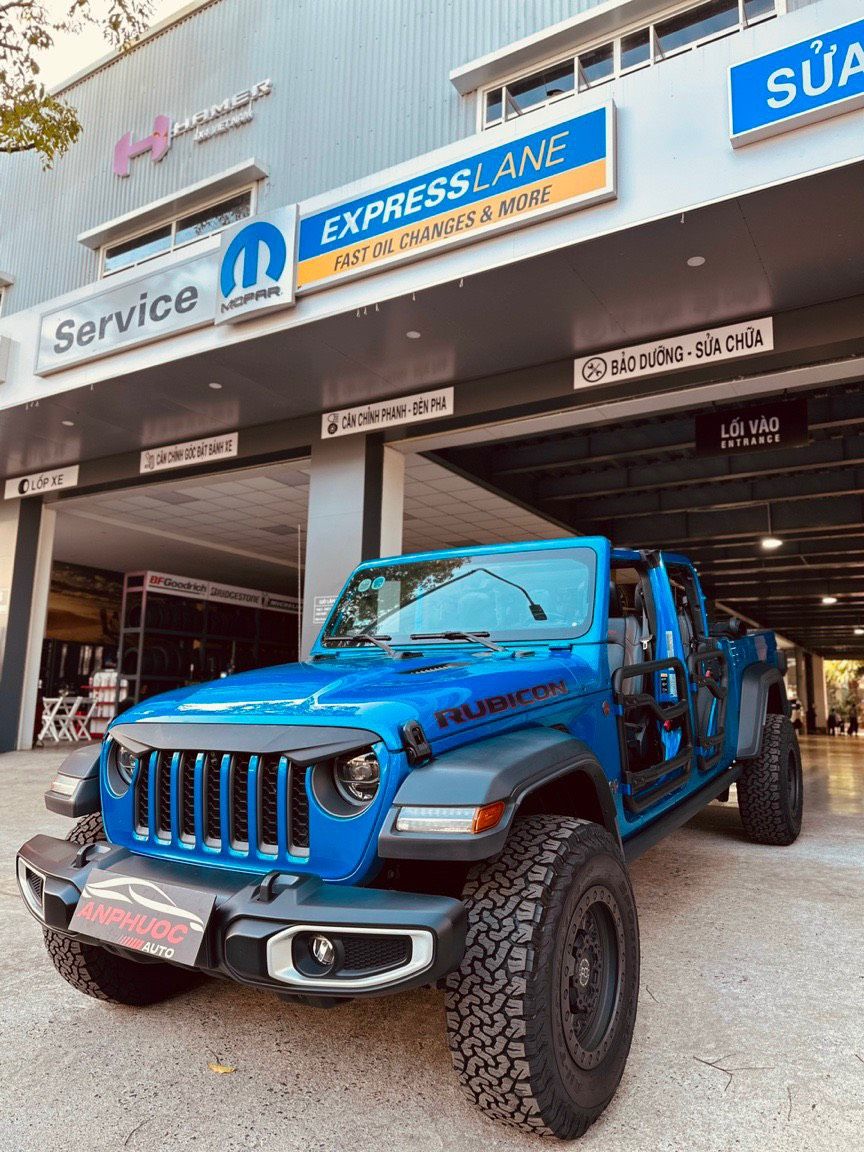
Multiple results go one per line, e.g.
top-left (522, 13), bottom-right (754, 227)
top-left (16, 834), bottom-right (466, 998)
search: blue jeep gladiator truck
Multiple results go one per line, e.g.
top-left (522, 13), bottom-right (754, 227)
top-left (17, 537), bottom-right (802, 1139)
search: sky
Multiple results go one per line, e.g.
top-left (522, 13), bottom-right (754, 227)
top-left (38, 0), bottom-right (190, 88)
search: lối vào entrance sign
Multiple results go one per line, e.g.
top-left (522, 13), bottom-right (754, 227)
top-left (695, 398), bottom-right (809, 456)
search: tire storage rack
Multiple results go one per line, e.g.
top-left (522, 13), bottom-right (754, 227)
top-left (118, 571), bottom-right (299, 706)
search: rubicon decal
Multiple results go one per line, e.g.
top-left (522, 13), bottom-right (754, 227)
top-left (68, 870), bottom-right (214, 967)
top-left (435, 680), bottom-right (569, 728)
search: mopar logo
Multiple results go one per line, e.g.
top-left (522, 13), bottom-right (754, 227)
top-left (220, 220), bottom-right (287, 298)
top-left (216, 207), bottom-right (298, 325)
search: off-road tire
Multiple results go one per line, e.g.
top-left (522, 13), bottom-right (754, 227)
top-left (445, 816), bottom-right (640, 1139)
top-left (737, 713), bottom-right (803, 846)
top-left (42, 813), bottom-right (198, 1005)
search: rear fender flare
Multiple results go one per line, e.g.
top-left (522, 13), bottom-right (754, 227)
top-left (377, 727), bottom-right (619, 862)
top-left (736, 663), bottom-right (789, 760)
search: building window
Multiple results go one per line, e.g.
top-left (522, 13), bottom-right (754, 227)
top-left (101, 189), bottom-right (253, 277)
top-left (482, 0), bottom-right (778, 128)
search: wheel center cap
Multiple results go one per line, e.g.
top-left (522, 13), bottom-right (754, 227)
top-left (578, 956), bottom-right (591, 987)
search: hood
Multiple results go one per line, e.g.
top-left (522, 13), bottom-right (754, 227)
top-left (114, 647), bottom-right (606, 750)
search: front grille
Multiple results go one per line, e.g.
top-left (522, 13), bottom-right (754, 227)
top-left (180, 753), bottom-right (196, 841)
top-left (258, 755), bottom-right (279, 852)
top-left (341, 934), bottom-right (410, 973)
top-left (133, 750), bottom-right (310, 858)
top-left (204, 752), bottom-right (221, 842)
top-left (290, 765), bottom-right (310, 851)
top-left (231, 755), bottom-right (250, 847)
top-left (156, 752), bottom-right (171, 836)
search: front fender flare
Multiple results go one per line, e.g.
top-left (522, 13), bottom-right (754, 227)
top-left (378, 727), bottom-right (619, 862)
top-left (43, 743), bottom-right (101, 818)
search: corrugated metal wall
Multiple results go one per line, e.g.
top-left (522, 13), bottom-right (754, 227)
top-left (0, 0), bottom-right (822, 313)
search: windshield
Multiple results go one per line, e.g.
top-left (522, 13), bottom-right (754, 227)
top-left (320, 547), bottom-right (597, 646)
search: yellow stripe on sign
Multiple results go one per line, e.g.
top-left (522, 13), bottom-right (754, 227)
top-left (297, 159), bottom-right (607, 290)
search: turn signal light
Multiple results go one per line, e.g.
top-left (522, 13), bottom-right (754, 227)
top-left (472, 801), bottom-right (506, 834)
top-left (395, 801), bottom-right (506, 835)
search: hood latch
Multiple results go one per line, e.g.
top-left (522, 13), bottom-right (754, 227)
top-left (401, 720), bottom-right (432, 766)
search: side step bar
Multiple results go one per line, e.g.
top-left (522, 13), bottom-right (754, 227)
top-left (622, 764), bottom-right (741, 864)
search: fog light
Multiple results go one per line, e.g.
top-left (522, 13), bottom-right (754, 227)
top-left (311, 934), bottom-right (336, 969)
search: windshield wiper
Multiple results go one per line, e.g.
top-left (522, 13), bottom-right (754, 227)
top-left (410, 630), bottom-right (505, 652)
top-left (375, 566), bottom-right (547, 628)
top-left (344, 632), bottom-right (398, 657)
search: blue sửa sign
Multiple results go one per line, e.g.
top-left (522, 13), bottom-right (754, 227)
top-left (729, 16), bottom-right (864, 146)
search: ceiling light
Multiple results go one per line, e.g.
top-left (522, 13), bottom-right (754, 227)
top-left (405, 330), bottom-right (421, 339)
top-left (822, 596), bottom-right (838, 605)
top-left (61, 419), bottom-right (75, 427)
top-left (208, 381), bottom-right (223, 390)
top-left (760, 536), bottom-right (783, 551)
top-left (686, 255), bottom-right (706, 267)
top-left (854, 628), bottom-right (864, 636)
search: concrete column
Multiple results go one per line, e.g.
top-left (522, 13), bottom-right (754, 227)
top-left (811, 653), bottom-right (828, 733)
top-left (300, 436), bottom-right (404, 657)
top-left (0, 498), bottom-right (55, 751)
top-left (794, 648), bottom-right (809, 716)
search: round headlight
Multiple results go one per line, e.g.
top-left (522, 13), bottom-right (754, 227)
top-left (334, 751), bottom-right (380, 805)
top-left (115, 745), bottom-right (139, 785)
top-left (106, 739), bottom-right (140, 796)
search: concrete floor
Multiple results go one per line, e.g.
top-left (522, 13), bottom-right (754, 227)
top-left (2, 736), bottom-right (862, 1151)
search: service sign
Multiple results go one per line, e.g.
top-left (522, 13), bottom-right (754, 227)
top-left (216, 206), bottom-right (298, 325)
top-left (140, 431), bottom-right (238, 474)
top-left (695, 397), bottom-right (809, 456)
top-left (322, 386), bottom-right (454, 439)
top-left (36, 253), bottom-right (216, 376)
top-left (573, 318), bottom-right (774, 390)
top-left (4, 465), bottom-right (79, 500)
top-left (297, 104), bottom-right (615, 291)
top-left (729, 17), bottom-right (864, 147)
top-left (69, 869), bottom-right (213, 967)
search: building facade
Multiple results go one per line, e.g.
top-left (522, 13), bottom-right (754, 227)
top-left (0, 0), bottom-right (862, 748)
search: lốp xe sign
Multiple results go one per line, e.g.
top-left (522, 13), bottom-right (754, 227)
top-left (729, 17), bottom-right (864, 146)
top-left (297, 103), bottom-right (615, 291)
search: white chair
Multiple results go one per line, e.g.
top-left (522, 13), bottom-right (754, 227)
top-left (38, 697), bottom-right (66, 743)
top-left (71, 698), bottom-right (97, 742)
